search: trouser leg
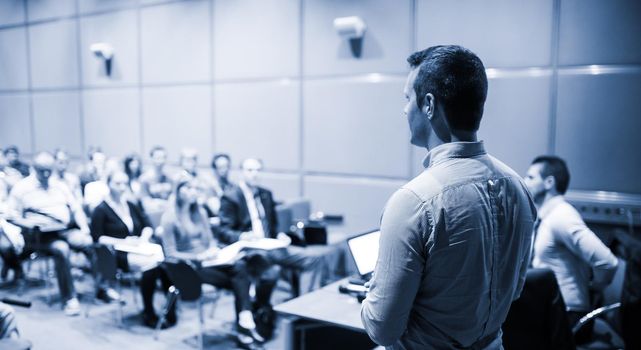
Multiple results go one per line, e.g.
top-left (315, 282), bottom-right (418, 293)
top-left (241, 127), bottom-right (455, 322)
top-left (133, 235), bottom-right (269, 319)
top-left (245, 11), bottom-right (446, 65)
top-left (48, 240), bottom-right (75, 302)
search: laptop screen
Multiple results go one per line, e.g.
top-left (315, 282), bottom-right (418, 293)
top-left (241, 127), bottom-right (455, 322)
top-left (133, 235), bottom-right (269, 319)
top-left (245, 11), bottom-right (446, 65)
top-left (347, 229), bottom-right (381, 276)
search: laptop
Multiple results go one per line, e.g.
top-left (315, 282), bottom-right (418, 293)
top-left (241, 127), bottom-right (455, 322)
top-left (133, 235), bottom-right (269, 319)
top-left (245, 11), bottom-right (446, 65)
top-left (346, 229), bottom-right (380, 285)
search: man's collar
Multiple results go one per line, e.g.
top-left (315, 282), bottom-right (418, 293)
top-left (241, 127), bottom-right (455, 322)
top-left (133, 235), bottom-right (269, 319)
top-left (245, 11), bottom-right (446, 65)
top-left (422, 141), bottom-right (487, 168)
top-left (538, 195), bottom-right (565, 220)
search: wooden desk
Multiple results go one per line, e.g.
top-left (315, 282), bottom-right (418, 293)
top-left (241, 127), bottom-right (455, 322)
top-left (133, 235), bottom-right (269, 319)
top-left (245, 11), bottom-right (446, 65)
top-left (275, 278), bottom-right (376, 350)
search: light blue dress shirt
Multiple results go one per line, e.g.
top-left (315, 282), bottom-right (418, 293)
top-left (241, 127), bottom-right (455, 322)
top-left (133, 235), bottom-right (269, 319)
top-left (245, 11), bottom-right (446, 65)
top-left (361, 141), bottom-right (536, 349)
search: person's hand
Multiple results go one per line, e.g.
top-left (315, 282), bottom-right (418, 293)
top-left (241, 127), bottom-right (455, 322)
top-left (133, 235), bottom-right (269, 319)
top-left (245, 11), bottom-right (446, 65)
top-left (197, 247), bottom-right (220, 261)
top-left (239, 231), bottom-right (257, 241)
top-left (124, 236), bottom-right (142, 246)
top-left (277, 232), bottom-right (292, 245)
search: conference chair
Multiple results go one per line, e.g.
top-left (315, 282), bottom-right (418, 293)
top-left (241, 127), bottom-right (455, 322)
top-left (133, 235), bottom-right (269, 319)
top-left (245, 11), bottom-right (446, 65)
top-left (89, 244), bottom-right (140, 323)
top-left (158, 260), bottom-right (230, 350)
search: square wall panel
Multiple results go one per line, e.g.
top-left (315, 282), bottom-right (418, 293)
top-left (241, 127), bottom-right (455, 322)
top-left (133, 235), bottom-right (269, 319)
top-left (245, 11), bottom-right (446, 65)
top-left (80, 10), bottom-right (139, 86)
top-left (214, 0), bottom-right (300, 79)
top-left (417, 0), bottom-right (553, 68)
top-left (303, 0), bottom-right (412, 76)
top-left (559, 0), bottom-right (641, 65)
top-left (0, 1), bottom-right (25, 27)
top-left (0, 27), bottom-right (29, 90)
top-left (28, 0), bottom-right (76, 22)
top-left (479, 74), bottom-right (551, 176)
top-left (78, 0), bottom-right (137, 15)
top-left (82, 88), bottom-right (141, 157)
top-left (0, 93), bottom-right (32, 153)
top-left (32, 91), bottom-right (82, 155)
top-left (304, 76), bottom-right (409, 178)
top-left (141, 0), bottom-right (211, 84)
top-left (215, 80), bottom-right (300, 171)
top-left (142, 85), bottom-right (213, 163)
top-left (28, 19), bottom-right (80, 89)
top-left (304, 175), bottom-right (404, 236)
top-left (556, 71), bottom-right (641, 194)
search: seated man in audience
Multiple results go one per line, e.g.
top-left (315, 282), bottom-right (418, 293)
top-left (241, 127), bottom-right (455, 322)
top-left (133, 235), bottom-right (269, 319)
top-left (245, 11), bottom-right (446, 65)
top-left (79, 147), bottom-right (107, 195)
top-left (204, 153), bottom-right (235, 217)
top-left (51, 149), bottom-right (82, 203)
top-left (177, 148), bottom-right (219, 213)
top-left (139, 146), bottom-right (173, 219)
top-left (0, 148), bottom-right (23, 191)
top-left (3, 146), bottom-right (30, 178)
top-left (211, 153), bottom-right (234, 197)
top-left (524, 155), bottom-right (618, 341)
top-left (219, 158), bottom-right (326, 298)
top-left (5, 152), bottom-right (93, 316)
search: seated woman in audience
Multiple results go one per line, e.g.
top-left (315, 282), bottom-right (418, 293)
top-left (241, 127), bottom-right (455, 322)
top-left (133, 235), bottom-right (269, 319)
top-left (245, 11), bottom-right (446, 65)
top-left (161, 178), bottom-right (263, 349)
top-left (123, 154), bottom-right (143, 202)
top-left (91, 171), bottom-right (175, 328)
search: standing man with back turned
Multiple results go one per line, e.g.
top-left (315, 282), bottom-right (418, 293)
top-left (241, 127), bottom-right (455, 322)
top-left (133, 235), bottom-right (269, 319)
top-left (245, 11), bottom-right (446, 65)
top-left (361, 45), bottom-right (537, 349)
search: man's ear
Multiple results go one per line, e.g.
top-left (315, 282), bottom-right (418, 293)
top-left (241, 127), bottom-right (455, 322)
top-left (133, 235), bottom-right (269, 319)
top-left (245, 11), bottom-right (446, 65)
top-left (423, 93), bottom-right (435, 119)
top-left (543, 175), bottom-right (556, 191)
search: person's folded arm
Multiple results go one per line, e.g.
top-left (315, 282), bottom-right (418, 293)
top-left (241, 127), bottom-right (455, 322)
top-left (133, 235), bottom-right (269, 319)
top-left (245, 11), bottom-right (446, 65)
top-left (361, 189), bottom-right (426, 346)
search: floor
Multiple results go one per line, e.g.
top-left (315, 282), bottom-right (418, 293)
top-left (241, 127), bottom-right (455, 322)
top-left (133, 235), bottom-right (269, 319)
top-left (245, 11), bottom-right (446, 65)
top-left (2, 267), bottom-right (295, 350)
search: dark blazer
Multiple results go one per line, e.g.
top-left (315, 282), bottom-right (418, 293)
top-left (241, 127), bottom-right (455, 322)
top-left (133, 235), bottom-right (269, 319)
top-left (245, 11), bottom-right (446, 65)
top-left (90, 200), bottom-right (152, 242)
top-left (502, 268), bottom-right (576, 350)
top-left (218, 185), bottom-right (278, 244)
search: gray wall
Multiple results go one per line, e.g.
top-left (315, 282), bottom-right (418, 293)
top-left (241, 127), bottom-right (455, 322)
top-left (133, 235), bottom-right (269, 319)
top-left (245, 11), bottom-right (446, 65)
top-left (1, 0), bottom-right (641, 234)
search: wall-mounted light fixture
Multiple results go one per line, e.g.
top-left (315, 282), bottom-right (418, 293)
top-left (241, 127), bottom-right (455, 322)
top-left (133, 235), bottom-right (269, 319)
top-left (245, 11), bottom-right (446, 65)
top-left (333, 16), bottom-right (366, 58)
top-left (90, 42), bottom-right (114, 77)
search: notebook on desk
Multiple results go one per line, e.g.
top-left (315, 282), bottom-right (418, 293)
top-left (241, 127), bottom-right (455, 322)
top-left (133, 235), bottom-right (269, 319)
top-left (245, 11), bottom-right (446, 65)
top-left (346, 229), bottom-right (380, 285)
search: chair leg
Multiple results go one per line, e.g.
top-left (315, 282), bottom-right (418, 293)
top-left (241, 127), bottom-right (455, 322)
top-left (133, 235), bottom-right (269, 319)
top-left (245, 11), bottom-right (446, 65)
top-left (155, 286), bottom-right (179, 341)
top-left (117, 275), bottom-right (124, 325)
top-left (198, 298), bottom-right (204, 350)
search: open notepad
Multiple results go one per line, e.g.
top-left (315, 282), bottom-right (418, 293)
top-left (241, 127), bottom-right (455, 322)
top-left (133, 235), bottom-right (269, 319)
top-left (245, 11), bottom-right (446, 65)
top-left (201, 238), bottom-right (290, 267)
top-left (98, 236), bottom-right (165, 271)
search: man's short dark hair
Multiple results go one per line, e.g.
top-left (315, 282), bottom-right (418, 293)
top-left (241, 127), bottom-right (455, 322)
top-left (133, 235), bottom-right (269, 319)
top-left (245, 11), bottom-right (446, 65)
top-left (211, 153), bottom-right (230, 169)
top-left (532, 155), bottom-right (571, 195)
top-left (149, 146), bottom-right (166, 157)
top-left (407, 45), bottom-right (488, 132)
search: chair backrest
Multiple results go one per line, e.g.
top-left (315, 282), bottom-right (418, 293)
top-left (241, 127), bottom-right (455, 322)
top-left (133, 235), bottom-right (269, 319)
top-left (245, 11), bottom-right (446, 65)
top-left (162, 261), bottom-right (202, 301)
top-left (94, 244), bottom-right (118, 282)
top-left (502, 268), bottom-right (575, 350)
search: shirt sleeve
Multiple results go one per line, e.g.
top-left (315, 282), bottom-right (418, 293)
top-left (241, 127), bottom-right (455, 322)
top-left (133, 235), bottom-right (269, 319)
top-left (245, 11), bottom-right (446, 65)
top-left (361, 188), bottom-right (427, 346)
top-left (553, 206), bottom-right (618, 289)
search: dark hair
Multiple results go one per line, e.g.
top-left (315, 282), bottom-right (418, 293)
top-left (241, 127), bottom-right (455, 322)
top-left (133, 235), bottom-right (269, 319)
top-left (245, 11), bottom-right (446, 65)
top-left (407, 45), bottom-right (488, 132)
top-left (123, 154), bottom-right (142, 180)
top-left (211, 153), bottom-right (230, 169)
top-left (4, 145), bottom-right (19, 155)
top-left (532, 155), bottom-right (571, 195)
top-left (53, 148), bottom-right (67, 159)
top-left (149, 146), bottom-right (166, 158)
top-left (87, 146), bottom-right (103, 160)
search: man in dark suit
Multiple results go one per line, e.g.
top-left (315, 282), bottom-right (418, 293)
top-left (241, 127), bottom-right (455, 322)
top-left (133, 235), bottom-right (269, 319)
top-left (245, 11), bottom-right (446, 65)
top-left (218, 158), bottom-right (327, 338)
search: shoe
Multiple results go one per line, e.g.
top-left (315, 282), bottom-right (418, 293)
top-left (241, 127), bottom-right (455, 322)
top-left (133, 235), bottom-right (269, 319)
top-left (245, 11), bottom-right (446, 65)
top-left (64, 298), bottom-right (81, 316)
top-left (96, 287), bottom-right (121, 303)
top-left (142, 312), bottom-right (159, 328)
top-left (235, 334), bottom-right (263, 350)
top-left (237, 324), bottom-right (265, 344)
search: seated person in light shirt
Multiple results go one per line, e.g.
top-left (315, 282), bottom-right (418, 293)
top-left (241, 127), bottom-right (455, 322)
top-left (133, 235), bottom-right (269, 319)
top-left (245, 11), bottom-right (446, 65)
top-left (51, 149), bottom-right (82, 203)
top-left (91, 171), bottom-right (175, 328)
top-left (160, 177), bottom-right (265, 348)
top-left (139, 146), bottom-right (173, 218)
top-left (524, 155), bottom-right (618, 342)
top-left (6, 152), bottom-right (93, 316)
